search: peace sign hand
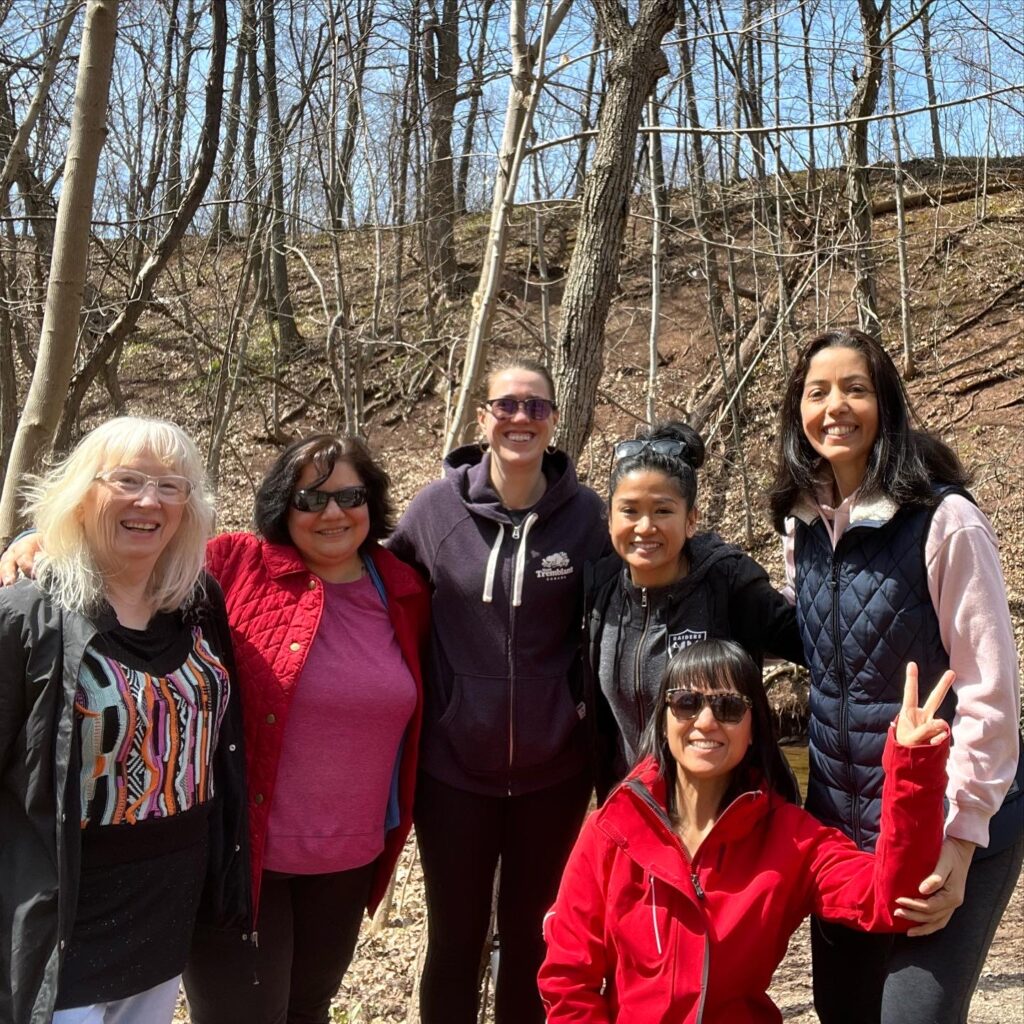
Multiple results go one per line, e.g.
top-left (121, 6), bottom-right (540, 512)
top-left (895, 662), bottom-right (954, 748)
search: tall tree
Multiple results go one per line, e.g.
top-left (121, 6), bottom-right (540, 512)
top-left (553, 0), bottom-right (676, 458)
top-left (420, 0), bottom-right (461, 298)
top-left (0, 0), bottom-right (119, 544)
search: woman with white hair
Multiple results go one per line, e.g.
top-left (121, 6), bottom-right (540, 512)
top-left (0, 417), bottom-right (249, 1024)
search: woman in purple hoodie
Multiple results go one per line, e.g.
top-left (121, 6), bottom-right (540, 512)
top-left (388, 357), bottom-right (609, 1024)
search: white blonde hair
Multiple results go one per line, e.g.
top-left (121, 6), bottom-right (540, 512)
top-left (23, 417), bottom-right (215, 615)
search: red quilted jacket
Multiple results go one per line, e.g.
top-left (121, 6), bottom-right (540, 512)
top-left (205, 532), bottom-right (429, 917)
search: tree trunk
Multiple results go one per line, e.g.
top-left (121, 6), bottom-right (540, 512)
top-left (52, 0), bottom-right (227, 452)
top-left (443, 0), bottom-right (572, 453)
top-left (420, 0), bottom-right (460, 299)
top-left (917, 0), bottom-right (943, 162)
top-left (844, 0), bottom-right (889, 340)
top-left (0, 0), bottom-right (119, 545)
top-left (210, 7), bottom-right (248, 246)
top-left (456, 0), bottom-right (495, 216)
top-left (553, 0), bottom-right (675, 458)
top-left (262, 0), bottom-right (300, 346)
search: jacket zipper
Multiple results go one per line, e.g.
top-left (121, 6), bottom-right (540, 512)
top-left (829, 551), bottom-right (860, 846)
top-left (508, 522), bottom-right (520, 788)
top-left (633, 587), bottom-right (650, 740)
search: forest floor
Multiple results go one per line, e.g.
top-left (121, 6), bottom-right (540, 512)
top-left (140, 172), bottom-right (1021, 1022)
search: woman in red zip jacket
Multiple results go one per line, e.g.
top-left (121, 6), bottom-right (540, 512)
top-left (538, 639), bottom-right (951, 1024)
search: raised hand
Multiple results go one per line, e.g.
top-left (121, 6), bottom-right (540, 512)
top-left (894, 662), bottom-right (954, 748)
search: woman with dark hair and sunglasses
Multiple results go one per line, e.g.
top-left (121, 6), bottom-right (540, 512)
top-left (388, 357), bottom-right (609, 1024)
top-left (770, 328), bottom-right (1022, 1024)
top-left (540, 639), bottom-right (953, 1023)
top-left (1, 433), bottom-right (429, 1023)
top-left (586, 421), bottom-right (803, 796)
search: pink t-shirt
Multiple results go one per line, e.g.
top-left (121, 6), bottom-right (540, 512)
top-left (263, 574), bottom-right (417, 874)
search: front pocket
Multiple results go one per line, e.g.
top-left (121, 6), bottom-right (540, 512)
top-left (439, 674), bottom-right (511, 776)
top-left (511, 675), bottom-right (581, 771)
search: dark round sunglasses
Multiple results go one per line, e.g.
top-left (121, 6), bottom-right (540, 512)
top-left (613, 438), bottom-right (689, 463)
top-left (291, 485), bottom-right (368, 513)
top-left (482, 397), bottom-right (557, 421)
top-left (665, 688), bottom-right (752, 724)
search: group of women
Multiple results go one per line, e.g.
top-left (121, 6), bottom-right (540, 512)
top-left (0, 329), bottom-right (1020, 1024)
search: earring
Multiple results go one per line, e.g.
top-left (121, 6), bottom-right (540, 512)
top-left (478, 439), bottom-right (490, 453)
top-left (546, 442), bottom-right (557, 455)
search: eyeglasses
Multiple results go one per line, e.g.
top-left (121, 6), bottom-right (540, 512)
top-left (665, 688), bottom-right (752, 724)
top-left (291, 485), bottom-right (368, 513)
top-left (482, 397), bottom-right (557, 421)
top-left (613, 438), bottom-right (689, 463)
top-left (94, 467), bottom-right (193, 504)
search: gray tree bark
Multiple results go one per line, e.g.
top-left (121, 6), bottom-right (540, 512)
top-left (552, 0), bottom-right (676, 458)
top-left (0, 0), bottom-right (119, 545)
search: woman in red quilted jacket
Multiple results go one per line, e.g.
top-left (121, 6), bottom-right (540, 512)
top-left (1, 434), bottom-right (430, 1023)
top-left (538, 639), bottom-right (952, 1024)
top-left (183, 434), bottom-right (430, 1022)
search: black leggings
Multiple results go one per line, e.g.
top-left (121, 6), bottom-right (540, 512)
top-left (811, 835), bottom-right (1024, 1024)
top-left (185, 864), bottom-right (374, 1024)
top-left (415, 772), bottom-right (592, 1024)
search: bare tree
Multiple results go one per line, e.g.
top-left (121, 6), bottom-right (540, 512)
top-left (553, 0), bottom-right (676, 458)
top-left (0, 0), bottom-right (119, 545)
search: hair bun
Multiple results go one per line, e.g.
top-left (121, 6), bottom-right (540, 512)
top-left (649, 421), bottom-right (706, 470)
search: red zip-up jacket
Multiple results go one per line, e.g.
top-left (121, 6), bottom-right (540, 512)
top-left (539, 731), bottom-right (947, 1023)
top-left (206, 532), bottom-right (429, 917)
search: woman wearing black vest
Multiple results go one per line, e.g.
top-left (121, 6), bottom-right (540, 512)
top-left (770, 328), bottom-right (1022, 1024)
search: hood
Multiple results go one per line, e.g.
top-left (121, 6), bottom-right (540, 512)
top-left (443, 444), bottom-right (581, 523)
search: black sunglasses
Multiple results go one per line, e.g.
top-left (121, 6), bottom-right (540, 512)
top-left (613, 438), bottom-right (689, 463)
top-left (665, 688), bottom-right (752, 724)
top-left (291, 485), bottom-right (368, 513)
top-left (482, 397), bottom-right (557, 421)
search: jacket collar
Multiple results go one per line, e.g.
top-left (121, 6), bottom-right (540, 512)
top-left (597, 757), bottom-right (774, 888)
top-left (790, 472), bottom-right (899, 529)
top-left (259, 538), bottom-right (423, 599)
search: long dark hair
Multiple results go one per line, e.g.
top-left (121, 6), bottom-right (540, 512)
top-left (254, 434), bottom-right (395, 547)
top-left (608, 421), bottom-right (706, 507)
top-left (637, 639), bottom-right (799, 807)
top-left (769, 329), bottom-right (971, 532)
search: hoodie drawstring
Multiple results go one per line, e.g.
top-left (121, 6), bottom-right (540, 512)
top-left (511, 513), bottom-right (538, 607)
top-left (482, 524), bottom-right (505, 603)
top-left (650, 873), bottom-right (663, 955)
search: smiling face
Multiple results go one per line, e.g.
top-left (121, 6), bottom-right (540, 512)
top-left (477, 367), bottom-right (557, 471)
top-left (79, 452), bottom-right (186, 579)
top-left (800, 346), bottom-right (880, 498)
top-left (610, 469), bottom-right (697, 587)
top-left (666, 682), bottom-right (752, 787)
top-left (286, 458), bottom-right (370, 580)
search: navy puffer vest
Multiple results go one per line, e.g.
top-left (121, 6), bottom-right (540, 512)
top-left (794, 494), bottom-right (959, 851)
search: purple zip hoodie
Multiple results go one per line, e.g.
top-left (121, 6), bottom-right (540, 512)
top-left (388, 444), bottom-right (609, 796)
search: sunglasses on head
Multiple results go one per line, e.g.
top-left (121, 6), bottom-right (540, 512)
top-left (482, 397), bottom-right (557, 421)
top-left (665, 688), bottom-right (752, 724)
top-left (291, 485), bottom-right (368, 513)
top-left (613, 438), bottom-right (689, 463)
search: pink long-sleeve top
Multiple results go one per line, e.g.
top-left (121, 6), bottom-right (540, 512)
top-left (782, 488), bottom-right (1020, 848)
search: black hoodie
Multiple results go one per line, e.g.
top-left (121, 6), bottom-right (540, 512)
top-left (584, 532), bottom-right (804, 793)
top-left (388, 445), bottom-right (609, 796)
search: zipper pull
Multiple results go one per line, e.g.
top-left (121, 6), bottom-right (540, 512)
top-left (641, 587), bottom-right (648, 608)
top-left (512, 524), bottom-right (521, 540)
top-left (691, 873), bottom-right (705, 900)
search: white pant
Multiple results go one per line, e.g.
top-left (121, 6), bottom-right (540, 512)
top-left (51, 975), bottom-right (181, 1024)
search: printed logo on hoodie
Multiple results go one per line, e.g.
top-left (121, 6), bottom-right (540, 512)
top-left (536, 551), bottom-right (574, 580)
top-left (667, 629), bottom-right (707, 657)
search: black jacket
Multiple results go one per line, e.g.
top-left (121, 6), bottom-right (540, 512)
top-left (0, 575), bottom-right (251, 1024)
top-left (584, 533), bottom-right (804, 797)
